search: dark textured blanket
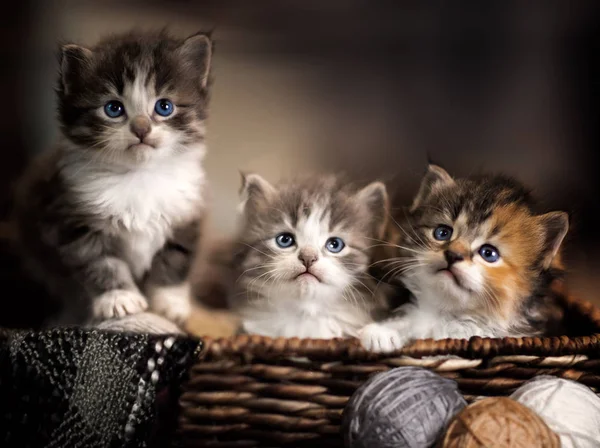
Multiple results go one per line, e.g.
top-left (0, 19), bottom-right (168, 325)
top-left (0, 327), bottom-right (202, 448)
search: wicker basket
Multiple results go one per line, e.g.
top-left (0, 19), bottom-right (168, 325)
top-left (175, 286), bottom-right (600, 448)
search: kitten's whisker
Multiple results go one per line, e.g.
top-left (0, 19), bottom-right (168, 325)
top-left (343, 284), bottom-right (361, 308)
top-left (375, 258), bottom-right (425, 273)
top-left (263, 273), bottom-right (280, 289)
top-left (374, 263), bottom-right (404, 288)
top-left (384, 261), bottom-right (426, 271)
top-left (364, 243), bottom-right (422, 254)
top-left (481, 284), bottom-right (501, 310)
top-left (456, 270), bottom-right (501, 313)
top-left (355, 272), bottom-right (389, 295)
top-left (478, 288), bottom-right (500, 315)
top-left (246, 268), bottom-right (279, 298)
top-left (363, 236), bottom-right (402, 245)
top-left (400, 209), bottom-right (429, 250)
top-left (369, 256), bottom-right (416, 267)
top-left (239, 243), bottom-right (277, 260)
top-left (376, 265), bottom-right (409, 285)
top-left (341, 289), bottom-right (355, 307)
top-left (235, 263), bottom-right (277, 283)
top-left (389, 264), bottom-right (425, 277)
top-left (363, 236), bottom-right (423, 252)
top-left (67, 148), bottom-right (110, 178)
top-left (386, 212), bottom-right (428, 251)
top-left (349, 284), bottom-right (366, 305)
top-left (381, 259), bottom-right (425, 268)
top-left (96, 124), bottom-right (120, 132)
top-left (352, 278), bottom-right (374, 296)
top-left (385, 263), bottom-right (427, 281)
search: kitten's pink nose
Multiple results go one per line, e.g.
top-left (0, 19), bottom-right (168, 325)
top-left (130, 116), bottom-right (151, 141)
top-left (298, 248), bottom-right (318, 268)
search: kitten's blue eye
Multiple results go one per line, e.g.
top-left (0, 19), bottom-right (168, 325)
top-left (325, 237), bottom-right (345, 253)
top-left (479, 244), bottom-right (500, 263)
top-left (104, 101), bottom-right (125, 118)
top-left (275, 233), bottom-right (295, 248)
top-left (154, 99), bottom-right (174, 117)
top-left (433, 225), bottom-right (453, 241)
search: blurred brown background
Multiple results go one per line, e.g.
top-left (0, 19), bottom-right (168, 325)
top-left (1, 1), bottom-right (599, 327)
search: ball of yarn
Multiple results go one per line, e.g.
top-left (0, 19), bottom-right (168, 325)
top-left (441, 397), bottom-right (559, 447)
top-left (342, 366), bottom-right (467, 448)
top-left (510, 375), bottom-right (600, 448)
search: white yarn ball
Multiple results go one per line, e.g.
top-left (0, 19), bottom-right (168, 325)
top-left (510, 375), bottom-right (600, 448)
top-left (96, 312), bottom-right (184, 334)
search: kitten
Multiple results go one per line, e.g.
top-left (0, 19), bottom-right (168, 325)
top-left (229, 173), bottom-right (390, 339)
top-left (360, 164), bottom-right (569, 352)
top-left (13, 30), bottom-right (213, 326)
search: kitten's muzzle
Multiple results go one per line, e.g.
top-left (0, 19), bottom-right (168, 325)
top-left (439, 249), bottom-right (468, 289)
top-left (436, 263), bottom-right (471, 291)
top-left (438, 267), bottom-right (463, 288)
top-left (295, 269), bottom-right (321, 282)
top-left (130, 115), bottom-right (152, 142)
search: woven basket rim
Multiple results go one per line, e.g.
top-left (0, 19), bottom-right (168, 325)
top-left (200, 293), bottom-right (600, 360)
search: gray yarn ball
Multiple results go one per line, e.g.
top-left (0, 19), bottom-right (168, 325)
top-left (342, 366), bottom-right (467, 448)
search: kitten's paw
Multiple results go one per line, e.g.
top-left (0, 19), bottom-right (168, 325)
top-left (93, 289), bottom-right (148, 320)
top-left (148, 283), bottom-right (191, 326)
top-left (359, 323), bottom-right (409, 353)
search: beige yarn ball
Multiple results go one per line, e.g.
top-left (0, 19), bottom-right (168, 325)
top-left (440, 397), bottom-right (560, 448)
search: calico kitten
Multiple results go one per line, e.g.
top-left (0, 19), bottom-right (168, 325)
top-left (14, 30), bottom-right (213, 326)
top-left (229, 173), bottom-right (389, 339)
top-left (360, 164), bottom-right (569, 352)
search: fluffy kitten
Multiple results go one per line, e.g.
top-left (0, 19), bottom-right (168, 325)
top-left (361, 164), bottom-right (569, 352)
top-left (14, 30), bottom-right (212, 326)
top-left (229, 173), bottom-right (389, 339)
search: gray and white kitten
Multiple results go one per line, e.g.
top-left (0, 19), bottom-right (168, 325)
top-left (14, 30), bottom-right (212, 326)
top-left (229, 173), bottom-right (390, 339)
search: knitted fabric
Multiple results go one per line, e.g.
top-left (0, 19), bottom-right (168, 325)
top-left (0, 327), bottom-right (202, 448)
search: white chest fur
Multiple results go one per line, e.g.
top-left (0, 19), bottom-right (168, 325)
top-left (240, 294), bottom-right (374, 339)
top-left (121, 229), bottom-right (167, 279)
top-left (62, 150), bottom-right (204, 279)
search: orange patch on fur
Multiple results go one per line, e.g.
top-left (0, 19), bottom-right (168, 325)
top-left (481, 204), bottom-right (545, 320)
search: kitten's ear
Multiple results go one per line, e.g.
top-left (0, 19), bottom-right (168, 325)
top-left (357, 182), bottom-right (388, 216)
top-left (357, 181), bottom-right (389, 237)
top-left (59, 44), bottom-right (93, 96)
top-left (410, 164), bottom-right (455, 212)
top-left (179, 32), bottom-right (213, 90)
top-left (538, 211), bottom-right (569, 269)
top-left (238, 172), bottom-right (276, 214)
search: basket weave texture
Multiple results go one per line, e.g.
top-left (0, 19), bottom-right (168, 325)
top-left (176, 289), bottom-right (600, 448)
